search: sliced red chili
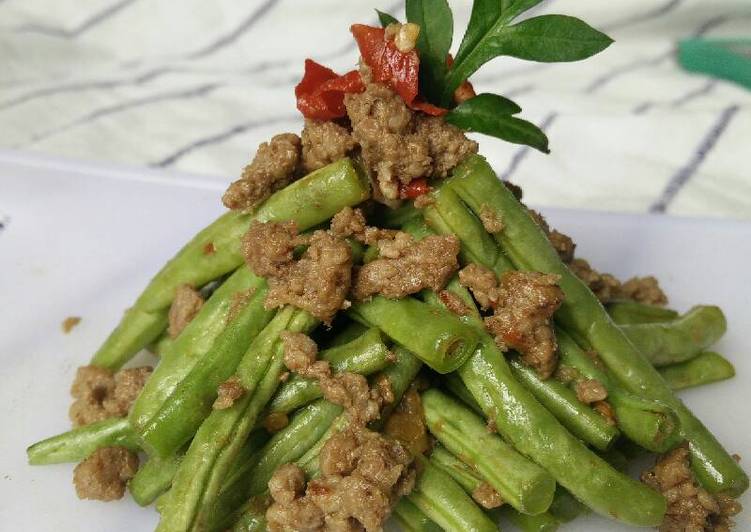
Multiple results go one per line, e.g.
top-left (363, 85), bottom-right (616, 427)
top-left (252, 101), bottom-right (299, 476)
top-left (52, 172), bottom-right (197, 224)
top-left (295, 59), bottom-right (365, 120)
top-left (400, 177), bottom-right (431, 199)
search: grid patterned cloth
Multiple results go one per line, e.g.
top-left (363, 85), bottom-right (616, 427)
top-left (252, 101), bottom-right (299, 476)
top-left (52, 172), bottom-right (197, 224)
top-left (1, 0), bottom-right (750, 218)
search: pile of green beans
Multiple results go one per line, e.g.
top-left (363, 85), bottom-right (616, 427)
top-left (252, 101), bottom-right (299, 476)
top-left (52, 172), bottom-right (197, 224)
top-left (26, 151), bottom-right (746, 532)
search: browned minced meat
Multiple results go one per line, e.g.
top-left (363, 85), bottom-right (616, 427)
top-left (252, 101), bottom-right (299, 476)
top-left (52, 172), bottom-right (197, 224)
top-left (330, 206), bottom-right (368, 241)
top-left (472, 482), bottom-right (504, 510)
top-left (353, 233), bottom-right (460, 301)
top-left (222, 133), bottom-right (301, 210)
top-left (267, 430), bottom-right (415, 532)
top-left (213, 375), bottom-right (246, 410)
top-left (458, 263), bottom-right (501, 310)
top-left (69, 366), bottom-right (151, 427)
top-left (345, 82), bottom-right (431, 200)
top-left (439, 289), bottom-right (472, 317)
top-left (301, 119), bottom-right (357, 173)
top-left (227, 287), bottom-right (257, 324)
top-left (642, 445), bottom-right (742, 531)
top-left (384, 386), bottom-right (429, 457)
top-left (619, 276), bottom-right (669, 306)
top-left (168, 284), bottom-right (204, 339)
top-left (460, 265), bottom-right (564, 379)
top-left (574, 378), bottom-right (608, 404)
top-left (415, 115), bottom-right (478, 179)
top-left (264, 412), bottom-right (290, 433)
top-left (73, 446), bottom-right (138, 501)
top-left (269, 334), bottom-right (414, 531)
top-left (62, 316), bottom-right (81, 333)
top-left (479, 204), bottom-right (504, 234)
top-left (527, 208), bottom-right (577, 264)
top-left (569, 258), bottom-right (623, 304)
top-left (243, 221), bottom-right (352, 323)
top-left (281, 332), bottom-right (392, 426)
top-left (592, 400), bottom-right (617, 426)
top-left (554, 364), bottom-right (581, 385)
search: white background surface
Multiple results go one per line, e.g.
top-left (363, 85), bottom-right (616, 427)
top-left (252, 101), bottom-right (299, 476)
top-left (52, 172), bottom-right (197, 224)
top-left (0, 152), bottom-right (749, 530)
top-left (1, 0), bottom-right (750, 219)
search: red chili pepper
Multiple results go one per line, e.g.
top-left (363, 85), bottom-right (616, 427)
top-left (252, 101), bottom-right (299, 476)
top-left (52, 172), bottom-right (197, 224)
top-left (411, 98), bottom-right (448, 116)
top-left (400, 177), bottom-right (431, 199)
top-left (350, 24), bottom-right (420, 105)
top-left (295, 59), bottom-right (365, 120)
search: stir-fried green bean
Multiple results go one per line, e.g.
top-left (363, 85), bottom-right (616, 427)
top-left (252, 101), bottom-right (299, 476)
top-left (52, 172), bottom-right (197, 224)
top-left (423, 388), bottom-right (555, 515)
top-left (448, 154), bottom-right (747, 496)
top-left (91, 158), bottom-right (369, 370)
top-left (659, 351), bottom-right (736, 391)
top-left (27, 417), bottom-right (137, 465)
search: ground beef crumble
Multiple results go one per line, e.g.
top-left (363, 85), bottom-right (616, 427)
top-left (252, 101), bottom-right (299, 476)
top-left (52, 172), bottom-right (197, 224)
top-left (459, 265), bottom-right (564, 379)
top-left (574, 378), bottom-right (608, 404)
top-left (479, 204), bottom-right (504, 234)
top-left (344, 81), bottom-right (475, 200)
top-left (415, 115), bottom-right (478, 179)
top-left (223, 133), bottom-right (301, 211)
top-left (619, 276), bottom-right (668, 306)
top-left (353, 232), bottom-right (460, 301)
top-left (69, 366), bottom-right (151, 427)
top-left (242, 221), bottom-right (353, 323)
top-left (62, 316), bottom-right (81, 333)
top-left (642, 445), bottom-right (742, 531)
top-left (73, 446), bottom-right (138, 501)
top-left (168, 283), bottom-right (204, 338)
top-left (472, 482), bottom-right (504, 510)
top-left (301, 119), bottom-right (357, 173)
top-left (213, 375), bottom-right (246, 410)
top-left (266, 333), bottom-right (415, 531)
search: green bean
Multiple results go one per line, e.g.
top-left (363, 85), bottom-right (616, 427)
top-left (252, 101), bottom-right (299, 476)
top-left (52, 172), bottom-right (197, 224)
top-left (91, 158), bottom-right (369, 370)
top-left (607, 300), bottom-right (679, 325)
top-left (459, 340), bottom-right (667, 526)
top-left (423, 184), bottom-right (515, 277)
top-left (349, 296), bottom-right (480, 373)
top-left (620, 305), bottom-right (726, 367)
top-left (393, 498), bottom-right (443, 532)
top-left (556, 329), bottom-right (680, 453)
top-left (228, 497), bottom-right (268, 532)
top-left (509, 357), bottom-right (619, 452)
top-left (139, 280), bottom-right (276, 458)
top-left (250, 401), bottom-right (343, 498)
top-left (369, 346), bottom-right (423, 430)
top-left (129, 454), bottom-right (181, 507)
top-left (323, 320), bottom-right (368, 347)
top-left (156, 307), bottom-right (318, 532)
top-left (430, 446), bottom-right (501, 507)
top-left (449, 154), bottom-right (748, 496)
top-left (27, 417), bottom-right (137, 465)
top-left (496, 506), bottom-right (560, 532)
top-left (422, 388), bottom-right (555, 515)
top-left (130, 267), bottom-right (267, 433)
top-left (407, 457), bottom-right (499, 532)
top-left (205, 400), bottom-right (343, 531)
top-left (442, 372), bottom-right (484, 415)
top-left (266, 327), bottom-right (391, 415)
top-left (547, 485), bottom-right (589, 523)
top-left (659, 351), bottom-right (736, 391)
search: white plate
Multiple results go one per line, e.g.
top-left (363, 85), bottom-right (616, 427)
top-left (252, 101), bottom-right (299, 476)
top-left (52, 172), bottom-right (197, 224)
top-left (1, 151), bottom-right (749, 531)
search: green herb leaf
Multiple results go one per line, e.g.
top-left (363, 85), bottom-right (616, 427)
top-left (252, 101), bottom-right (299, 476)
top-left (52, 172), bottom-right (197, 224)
top-left (406, 0), bottom-right (453, 105)
top-left (445, 93), bottom-right (550, 153)
top-left (497, 15), bottom-right (614, 62)
top-left (376, 9), bottom-right (399, 27)
top-left (446, 6), bottom-right (613, 103)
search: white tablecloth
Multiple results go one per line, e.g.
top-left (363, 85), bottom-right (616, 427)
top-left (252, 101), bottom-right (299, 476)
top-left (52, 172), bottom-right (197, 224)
top-left (1, 0), bottom-right (750, 218)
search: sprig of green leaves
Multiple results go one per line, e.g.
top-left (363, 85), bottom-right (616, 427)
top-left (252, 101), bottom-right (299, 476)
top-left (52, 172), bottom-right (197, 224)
top-left (405, 0), bottom-right (453, 104)
top-left (396, 0), bottom-right (612, 152)
top-left (444, 93), bottom-right (549, 153)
